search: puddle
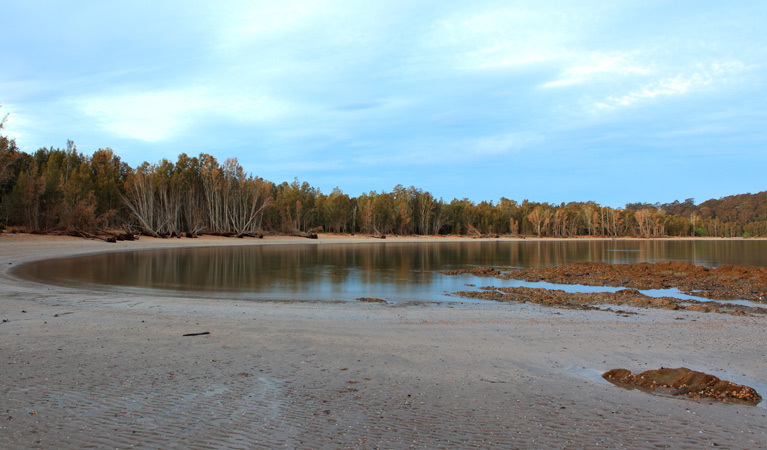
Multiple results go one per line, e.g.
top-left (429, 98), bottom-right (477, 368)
top-left (564, 366), bottom-right (612, 386)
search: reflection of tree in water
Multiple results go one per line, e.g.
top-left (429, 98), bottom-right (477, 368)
top-left (18, 241), bottom-right (767, 297)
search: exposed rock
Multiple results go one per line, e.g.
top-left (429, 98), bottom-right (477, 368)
top-left (603, 367), bottom-right (762, 405)
top-left (357, 297), bottom-right (388, 304)
top-left (439, 266), bottom-right (500, 276)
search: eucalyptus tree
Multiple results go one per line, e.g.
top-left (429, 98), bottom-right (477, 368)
top-left (199, 153), bottom-right (226, 232)
top-left (324, 187), bottom-right (350, 233)
top-left (0, 106), bottom-right (19, 191)
top-left (221, 158), bottom-right (272, 234)
top-left (527, 205), bottom-right (552, 237)
top-left (90, 148), bottom-right (127, 220)
top-left (174, 153), bottom-right (205, 234)
top-left (122, 162), bottom-right (158, 235)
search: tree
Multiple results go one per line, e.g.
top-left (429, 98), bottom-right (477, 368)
top-left (0, 106), bottom-right (19, 188)
top-left (527, 205), bottom-right (551, 237)
top-left (222, 158), bottom-right (272, 233)
top-left (324, 187), bottom-right (350, 233)
top-left (91, 147), bottom-right (127, 219)
top-left (122, 162), bottom-right (158, 236)
top-left (10, 168), bottom-right (44, 230)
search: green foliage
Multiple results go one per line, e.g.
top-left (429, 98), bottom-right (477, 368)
top-left (694, 227), bottom-right (708, 237)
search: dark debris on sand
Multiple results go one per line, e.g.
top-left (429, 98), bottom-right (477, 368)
top-left (603, 367), bottom-right (762, 405)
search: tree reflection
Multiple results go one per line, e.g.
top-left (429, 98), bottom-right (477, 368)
top-left (17, 240), bottom-right (767, 302)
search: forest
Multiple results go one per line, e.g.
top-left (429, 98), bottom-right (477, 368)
top-left (2, 116), bottom-right (766, 239)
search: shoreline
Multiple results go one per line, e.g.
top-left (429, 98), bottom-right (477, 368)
top-left (1, 235), bottom-right (766, 449)
top-left (1, 231), bottom-right (762, 269)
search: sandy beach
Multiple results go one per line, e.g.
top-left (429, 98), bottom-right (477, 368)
top-left (1, 234), bottom-right (766, 449)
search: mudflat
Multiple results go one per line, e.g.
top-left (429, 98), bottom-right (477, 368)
top-left (1, 234), bottom-right (766, 449)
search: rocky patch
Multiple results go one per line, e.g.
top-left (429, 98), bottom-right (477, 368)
top-left (357, 297), bottom-right (388, 304)
top-left (603, 367), bottom-right (762, 405)
top-left (499, 261), bottom-right (767, 303)
top-left (452, 286), bottom-right (765, 316)
top-left (438, 266), bottom-right (500, 276)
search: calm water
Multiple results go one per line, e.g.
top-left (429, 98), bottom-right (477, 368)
top-left (15, 239), bottom-right (767, 304)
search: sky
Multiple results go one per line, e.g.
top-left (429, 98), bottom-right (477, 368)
top-left (2, 1), bottom-right (766, 207)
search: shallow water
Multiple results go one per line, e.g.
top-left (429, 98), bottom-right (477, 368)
top-left (15, 239), bottom-right (767, 304)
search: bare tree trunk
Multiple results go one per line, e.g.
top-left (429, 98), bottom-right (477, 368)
top-left (122, 170), bottom-right (158, 236)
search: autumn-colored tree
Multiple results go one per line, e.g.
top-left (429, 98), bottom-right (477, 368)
top-left (0, 106), bottom-right (19, 190)
top-left (4, 122), bottom-right (767, 238)
top-left (324, 187), bottom-right (350, 233)
top-left (122, 162), bottom-right (158, 235)
top-left (527, 205), bottom-right (552, 237)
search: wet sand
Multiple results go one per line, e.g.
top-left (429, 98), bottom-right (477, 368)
top-left (1, 234), bottom-right (766, 449)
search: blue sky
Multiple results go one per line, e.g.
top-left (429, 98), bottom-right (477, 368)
top-left (2, 1), bottom-right (766, 207)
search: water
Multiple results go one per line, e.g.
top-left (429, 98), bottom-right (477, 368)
top-left (14, 239), bottom-right (767, 304)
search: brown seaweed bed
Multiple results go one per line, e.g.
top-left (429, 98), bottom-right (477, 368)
top-left (453, 286), bottom-right (766, 316)
top-left (443, 261), bottom-right (767, 316)
top-left (501, 260), bottom-right (767, 302)
top-left (602, 367), bottom-right (762, 405)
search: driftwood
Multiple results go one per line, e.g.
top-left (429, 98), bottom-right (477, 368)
top-left (466, 224), bottom-right (497, 239)
top-left (182, 332), bottom-right (210, 337)
top-left (288, 228), bottom-right (318, 239)
top-left (21, 228), bottom-right (139, 243)
top-left (199, 231), bottom-right (237, 237)
top-left (156, 231), bottom-right (182, 239)
top-left (236, 232), bottom-right (264, 239)
top-left (99, 229), bottom-right (137, 241)
top-left (68, 229), bottom-right (121, 243)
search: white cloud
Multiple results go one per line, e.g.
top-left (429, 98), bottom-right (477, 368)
top-left (77, 90), bottom-right (202, 142)
top-left (0, 102), bottom-right (27, 143)
top-left (542, 52), bottom-right (652, 88)
top-left (589, 61), bottom-right (745, 112)
top-left (76, 88), bottom-right (294, 142)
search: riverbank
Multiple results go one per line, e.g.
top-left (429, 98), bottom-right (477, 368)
top-left (1, 234), bottom-right (766, 449)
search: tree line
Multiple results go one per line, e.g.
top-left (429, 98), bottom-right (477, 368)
top-left (1, 131), bottom-right (765, 239)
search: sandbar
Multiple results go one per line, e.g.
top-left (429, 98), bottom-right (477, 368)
top-left (1, 234), bottom-right (766, 449)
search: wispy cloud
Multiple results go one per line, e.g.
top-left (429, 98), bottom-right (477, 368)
top-left (76, 90), bottom-right (205, 142)
top-left (3, 1), bottom-right (767, 205)
top-left (0, 101), bottom-right (27, 143)
top-left (590, 61), bottom-right (745, 112)
top-left (541, 52), bottom-right (652, 88)
top-left (76, 88), bottom-right (294, 142)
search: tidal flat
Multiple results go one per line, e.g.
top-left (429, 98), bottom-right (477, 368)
top-left (1, 234), bottom-right (766, 449)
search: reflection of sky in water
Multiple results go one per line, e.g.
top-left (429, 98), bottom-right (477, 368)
top-left (15, 240), bottom-right (767, 306)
